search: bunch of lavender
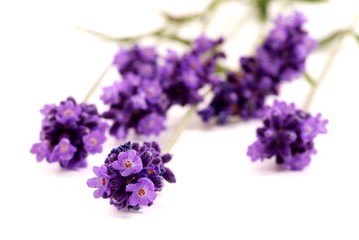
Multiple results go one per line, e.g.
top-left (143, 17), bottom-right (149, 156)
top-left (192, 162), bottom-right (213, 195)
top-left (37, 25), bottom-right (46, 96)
top-left (102, 73), bottom-right (169, 139)
top-left (247, 101), bottom-right (328, 170)
top-left (87, 141), bottom-right (175, 210)
top-left (160, 36), bottom-right (225, 106)
top-left (30, 97), bottom-right (107, 169)
top-left (199, 11), bottom-right (316, 124)
top-left (102, 36), bottom-right (224, 139)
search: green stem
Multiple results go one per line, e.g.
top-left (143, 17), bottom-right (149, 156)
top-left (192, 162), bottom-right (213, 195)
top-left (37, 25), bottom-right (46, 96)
top-left (83, 64), bottom-right (112, 103)
top-left (303, 72), bottom-right (316, 88)
top-left (303, 11), bottom-right (359, 111)
top-left (162, 105), bottom-right (198, 153)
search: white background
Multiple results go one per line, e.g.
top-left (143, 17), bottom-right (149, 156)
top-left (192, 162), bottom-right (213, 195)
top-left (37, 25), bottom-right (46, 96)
top-left (1, 0), bottom-right (359, 239)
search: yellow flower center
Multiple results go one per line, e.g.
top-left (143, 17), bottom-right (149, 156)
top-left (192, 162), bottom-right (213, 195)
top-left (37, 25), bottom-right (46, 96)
top-left (60, 143), bottom-right (68, 152)
top-left (137, 188), bottom-right (146, 196)
top-left (124, 160), bottom-right (133, 168)
top-left (89, 137), bottom-right (97, 145)
top-left (63, 109), bottom-right (73, 116)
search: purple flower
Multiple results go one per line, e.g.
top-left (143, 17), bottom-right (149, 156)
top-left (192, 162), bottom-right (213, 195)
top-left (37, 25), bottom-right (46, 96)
top-left (247, 141), bottom-right (266, 162)
top-left (256, 11), bottom-right (316, 81)
top-left (199, 11), bottom-right (315, 124)
top-left (126, 178), bottom-right (157, 206)
top-left (300, 113), bottom-right (328, 142)
top-left (101, 83), bottom-right (121, 105)
top-left (83, 130), bottom-right (107, 154)
top-left (31, 97), bottom-right (107, 169)
top-left (50, 138), bottom-right (77, 163)
top-left (56, 100), bottom-right (81, 124)
top-left (183, 71), bottom-right (200, 89)
top-left (136, 113), bottom-right (166, 136)
top-left (112, 45), bottom-right (158, 79)
top-left (112, 149), bottom-right (143, 176)
top-left (87, 165), bottom-right (111, 198)
top-left (247, 101), bottom-right (328, 170)
top-left (160, 36), bottom-right (224, 106)
top-left (194, 36), bottom-right (221, 53)
top-left (128, 95), bottom-right (148, 110)
top-left (138, 80), bottom-right (162, 103)
top-left (102, 58), bottom-right (169, 139)
top-left (30, 141), bottom-right (50, 162)
top-left (87, 141), bottom-right (175, 211)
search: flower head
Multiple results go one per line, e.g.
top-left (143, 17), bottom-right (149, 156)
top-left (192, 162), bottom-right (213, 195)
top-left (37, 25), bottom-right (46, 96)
top-left (126, 178), bottom-right (157, 206)
top-left (113, 45), bottom-right (158, 79)
top-left (199, 11), bottom-right (315, 124)
top-left (112, 149), bottom-right (143, 176)
top-left (87, 141), bottom-right (175, 211)
top-left (247, 101), bottom-right (328, 170)
top-left (102, 71), bottom-right (169, 139)
top-left (83, 130), bottom-right (107, 154)
top-left (160, 36), bottom-right (225, 106)
top-left (30, 97), bottom-right (107, 169)
top-left (87, 165), bottom-right (111, 198)
top-left (56, 100), bottom-right (82, 124)
top-left (136, 113), bottom-right (166, 136)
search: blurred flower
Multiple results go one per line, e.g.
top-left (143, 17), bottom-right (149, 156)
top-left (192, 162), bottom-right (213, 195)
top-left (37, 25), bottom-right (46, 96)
top-left (102, 73), bottom-right (169, 139)
top-left (30, 97), bottom-right (107, 169)
top-left (160, 36), bottom-right (225, 106)
top-left (255, 11), bottom-right (316, 82)
top-left (199, 11), bottom-right (315, 123)
top-left (113, 45), bottom-right (158, 79)
top-left (247, 101), bottom-right (328, 170)
top-left (87, 141), bottom-right (175, 211)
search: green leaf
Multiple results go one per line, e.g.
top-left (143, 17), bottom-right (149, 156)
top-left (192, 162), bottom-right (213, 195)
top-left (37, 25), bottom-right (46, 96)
top-left (254, 0), bottom-right (271, 22)
top-left (318, 30), bottom-right (347, 48)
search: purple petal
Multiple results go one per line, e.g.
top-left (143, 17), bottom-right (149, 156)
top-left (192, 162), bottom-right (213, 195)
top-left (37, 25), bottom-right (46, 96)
top-left (127, 149), bottom-right (136, 159)
top-left (128, 193), bottom-right (139, 206)
top-left (126, 183), bottom-right (137, 192)
top-left (145, 190), bottom-right (157, 202)
top-left (111, 161), bottom-right (122, 170)
top-left (87, 177), bottom-right (102, 188)
top-left (93, 188), bottom-right (105, 198)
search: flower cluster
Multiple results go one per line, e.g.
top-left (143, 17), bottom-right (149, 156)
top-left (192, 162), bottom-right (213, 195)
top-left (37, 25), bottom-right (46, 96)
top-left (199, 11), bottom-right (316, 124)
top-left (102, 73), bottom-right (169, 139)
top-left (247, 101), bottom-right (328, 170)
top-left (30, 97), bottom-right (107, 169)
top-left (87, 141), bottom-right (176, 210)
top-left (160, 36), bottom-right (224, 106)
top-left (102, 36), bottom-right (224, 139)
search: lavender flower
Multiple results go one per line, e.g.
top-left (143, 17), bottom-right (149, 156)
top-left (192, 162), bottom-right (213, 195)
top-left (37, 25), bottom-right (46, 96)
top-left (83, 130), bottom-right (106, 154)
top-left (255, 11), bottom-right (316, 82)
top-left (49, 138), bottom-right (77, 163)
top-left (30, 97), bottom-right (107, 169)
top-left (113, 46), bottom-right (158, 79)
top-left (199, 12), bottom-right (315, 123)
top-left (87, 141), bottom-right (175, 211)
top-left (136, 113), bottom-right (166, 136)
top-left (112, 149), bottom-right (143, 176)
top-left (247, 101), bottom-right (328, 170)
top-left (87, 165), bottom-right (111, 198)
top-left (102, 72), bottom-right (169, 139)
top-left (160, 36), bottom-right (225, 106)
top-left (126, 178), bottom-right (157, 206)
